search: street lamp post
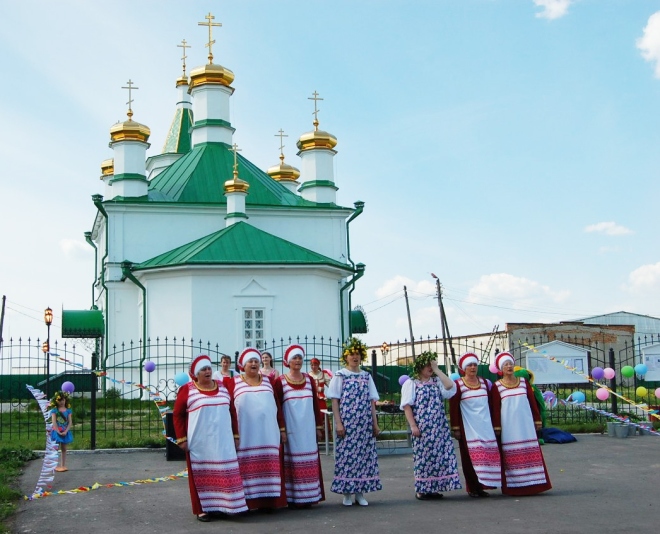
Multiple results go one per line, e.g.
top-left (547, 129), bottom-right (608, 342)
top-left (44, 307), bottom-right (53, 397)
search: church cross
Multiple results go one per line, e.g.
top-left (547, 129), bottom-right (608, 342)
top-left (198, 12), bottom-right (222, 64)
top-left (231, 143), bottom-right (242, 177)
top-left (177, 39), bottom-right (191, 76)
top-left (121, 79), bottom-right (139, 119)
top-left (275, 129), bottom-right (288, 162)
top-left (308, 90), bottom-right (323, 130)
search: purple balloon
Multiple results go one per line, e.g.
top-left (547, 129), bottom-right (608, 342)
top-left (591, 367), bottom-right (604, 380)
top-left (542, 390), bottom-right (556, 403)
top-left (61, 381), bottom-right (75, 394)
top-left (398, 374), bottom-right (410, 386)
top-left (144, 360), bottom-right (156, 373)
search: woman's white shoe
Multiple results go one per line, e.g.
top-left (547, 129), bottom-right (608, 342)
top-left (342, 493), bottom-right (353, 506)
top-left (355, 493), bottom-right (368, 506)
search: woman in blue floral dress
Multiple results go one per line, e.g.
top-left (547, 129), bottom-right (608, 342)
top-left (401, 351), bottom-right (462, 500)
top-left (327, 337), bottom-right (382, 507)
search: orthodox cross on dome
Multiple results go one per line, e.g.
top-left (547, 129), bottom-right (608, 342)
top-left (231, 143), bottom-right (242, 178)
top-left (308, 90), bottom-right (324, 131)
top-left (275, 128), bottom-right (288, 162)
top-left (177, 39), bottom-right (191, 76)
top-left (121, 79), bottom-right (139, 120)
top-left (198, 12), bottom-right (222, 64)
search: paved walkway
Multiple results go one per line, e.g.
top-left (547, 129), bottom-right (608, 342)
top-left (11, 434), bottom-right (658, 533)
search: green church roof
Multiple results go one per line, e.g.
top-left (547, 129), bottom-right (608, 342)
top-left (133, 221), bottom-right (354, 272)
top-left (146, 142), bottom-right (336, 208)
top-left (162, 107), bottom-right (193, 154)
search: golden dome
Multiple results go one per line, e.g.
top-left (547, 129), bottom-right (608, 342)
top-left (224, 176), bottom-right (250, 194)
top-left (109, 115), bottom-right (151, 143)
top-left (189, 63), bottom-right (235, 90)
top-left (175, 75), bottom-right (189, 87)
top-left (297, 127), bottom-right (337, 151)
top-left (267, 155), bottom-right (300, 183)
top-left (100, 158), bottom-right (114, 178)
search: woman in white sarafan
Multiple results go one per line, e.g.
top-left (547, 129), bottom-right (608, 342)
top-left (233, 347), bottom-right (288, 510)
top-left (275, 344), bottom-right (325, 507)
top-left (449, 352), bottom-right (501, 497)
top-left (173, 354), bottom-right (248, 522)
top-left (490, 351), bottom-right (552, 496)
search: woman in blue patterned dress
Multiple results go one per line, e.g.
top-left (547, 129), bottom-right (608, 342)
top-left (401, 351), bottom-right (462, 500)
top-left (327, 337), bottom-right (382, 507)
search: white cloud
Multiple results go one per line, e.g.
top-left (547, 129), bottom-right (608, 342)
top-left (622, 262), bottom-right (660, 293)
top-left (637, 12), bottom-right (660, 78)
top-left (533, 0), bottom-right (573, 20)
top-left (469, 273), bottom-right (570, 305)
top-left (584, 221), bottom-right (633, 236)
top-left (375, 275), bottom-right (435, 299)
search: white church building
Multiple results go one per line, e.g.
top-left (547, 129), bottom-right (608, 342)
top-left (86, 15), bottom-right (366, 369)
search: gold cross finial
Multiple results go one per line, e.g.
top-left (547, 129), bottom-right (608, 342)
top-left (177, 39), bottom-right (191, 76)
top-left (231, 143), bottom-right (242, 178)
top-left (275, 129), bottom-right (288, 163)
top-left (308, 90), bottom-right (323, 131)
top-left (198, 12), bottom-right (222, 64)
top-left (121, 79), bottom-right (139, 120)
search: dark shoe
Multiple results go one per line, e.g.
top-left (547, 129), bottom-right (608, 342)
top-left (468, 490), bottom-right (489, 498)
top-left (415, 493), bottom-right (431, 500)
top-left (429, 493), bottom-right (444, 499)
top-left (197, 514), bottom-right (211, 522)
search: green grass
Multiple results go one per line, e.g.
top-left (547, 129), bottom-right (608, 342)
top-left (0, 446), bottom-right (38, 534)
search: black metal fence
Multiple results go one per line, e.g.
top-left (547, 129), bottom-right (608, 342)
top-left (2, 332), bottom-right (659, 448)
top-left (0, 335), bottom-right (342, 447)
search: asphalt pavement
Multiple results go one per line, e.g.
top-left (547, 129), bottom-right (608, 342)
top-left (10, 434), bottom-right (659, 534)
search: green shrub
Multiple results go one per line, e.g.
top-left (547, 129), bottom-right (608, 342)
top-left (105, 387), bottom-right (122, 400)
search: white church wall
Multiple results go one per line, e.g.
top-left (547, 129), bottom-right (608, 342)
top-left (129, 267), bottom-right (342, 356)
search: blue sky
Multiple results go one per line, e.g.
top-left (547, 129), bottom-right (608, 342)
top-left (1, 0), bottom-right (659, 348)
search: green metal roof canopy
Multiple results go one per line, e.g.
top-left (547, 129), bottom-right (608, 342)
top-left (61, 310), bottom-right (105, 338)
top-left (351, 309), bottom-right (368, 334)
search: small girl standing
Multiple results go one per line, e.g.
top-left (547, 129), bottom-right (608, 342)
top-left (401, 351), bottom-right (462, 500)
top-left (49, 391), bottom-right (73, 472)
top-left (327, 337), bottom-right (381, 507)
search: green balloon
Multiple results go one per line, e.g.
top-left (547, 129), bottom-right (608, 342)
top-left (621, 365), bottom-right (634, 378)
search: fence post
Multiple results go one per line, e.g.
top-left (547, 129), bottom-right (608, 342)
top-left (371, 349), bottom-right (377, 388)
top-left (91, 351), bottom-right (97, 450)
top-left (608, 348), bottom-right (617, 414)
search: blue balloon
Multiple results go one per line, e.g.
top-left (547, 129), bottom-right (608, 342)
top-left (174, 372), bottom-right (189, 386)
top-left (449, 372), bottom-right (461, 381)
top-left (634, 364), bottom-right (648, 376)
top-left (398, 375), bottom-right (410, 386)
top-left (570, 391), bottom-right (585, 403)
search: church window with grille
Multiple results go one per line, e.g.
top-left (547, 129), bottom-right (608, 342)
top-left (243, 309), bottom-right (265, 349)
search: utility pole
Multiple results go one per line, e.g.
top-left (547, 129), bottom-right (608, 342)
top-left (403, 285), bottom-right (416, 362)
top-left (0, 295), bottom-right (5, 347)
top-left (431, 274), bottom-right (457, 372)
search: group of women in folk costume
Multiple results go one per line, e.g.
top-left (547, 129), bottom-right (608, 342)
top-left (451, 350), bottom-right (551, 498)
top-left (174, 346), bottom-right (325, 522)
top-left (174, 342), bottom-right (551, 522)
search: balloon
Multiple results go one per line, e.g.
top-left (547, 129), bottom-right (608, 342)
top-left (570, 391), bottom-right (585, 403)
top-left (636, 386), bottom-right (648, 398)
top-left (595, 388), bottom-right (609, 401)
top-left (603, 367), bottom-right (616, 380)
top-left (655, 387), bottom-right (660, 399)
top-left (489, 363), bottom-right (499, 374)
top-left (542, 391), bottom-right (556, 403)
top-left (449, 372), bottom-right (461, 381)
top-left (174, 372), bottom-right (190, 386)
top-left (591, 367), bottom-right (604, 380)
top-left (398, 375), bottom-right (410, 386)
top-left (144, 360), bottom-right (156, 373)
top-left (634, 364), bottom-right (648, 376)
top-left (61, 381), bottom-right (75, 394)
top-left (621, 366), bottom-right (634, 378)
